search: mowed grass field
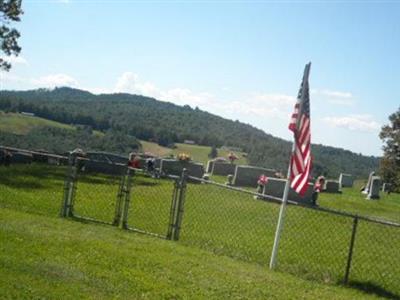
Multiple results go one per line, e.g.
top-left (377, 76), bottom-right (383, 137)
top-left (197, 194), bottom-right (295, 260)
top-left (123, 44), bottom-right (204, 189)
top-left (1, 164), bottom-right (399, 299)
top-left (0, 112), bottom-right (73, 135)
top-left (319, 180), bottom-right (400, 223)
top-left (1, 208), bottom-right (382, 299)
top-left (0, 111), bottom-right (104, 136)
top-left (141, 141), bottom-right (248, 165)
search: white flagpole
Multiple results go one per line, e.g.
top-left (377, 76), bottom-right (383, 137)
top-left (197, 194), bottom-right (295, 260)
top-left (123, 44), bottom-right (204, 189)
top-left (269, 142), bottom-right (295, 269)
top-left (269, 63), bottom-right (311, 269)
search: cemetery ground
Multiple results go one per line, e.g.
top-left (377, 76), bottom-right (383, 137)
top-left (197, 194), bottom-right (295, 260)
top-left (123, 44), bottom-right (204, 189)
top-left (1, 209), bottom-right (378, 299)
top-left (1, 164), bottom-right (399, 299)
top-left (141, 140), bottom-right (248, 165)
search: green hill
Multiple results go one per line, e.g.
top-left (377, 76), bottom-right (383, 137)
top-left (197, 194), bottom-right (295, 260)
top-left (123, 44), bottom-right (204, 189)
top-left (0, 87), bottom-right (379, 177)
top-left (0, 112), bottom-right (140, 154)
top-left (0, 112), bottom-right (245, 165)
top-left (0, 111), bottom-right (73, 134)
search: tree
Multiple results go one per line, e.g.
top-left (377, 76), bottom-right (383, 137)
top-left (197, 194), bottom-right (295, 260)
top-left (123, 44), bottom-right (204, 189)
top-left (379, 107), bottom-right (400, 192)
top-left (208, 145), bottom-right (217, 159)
top-left (0, 0), bottom-right (23, 71)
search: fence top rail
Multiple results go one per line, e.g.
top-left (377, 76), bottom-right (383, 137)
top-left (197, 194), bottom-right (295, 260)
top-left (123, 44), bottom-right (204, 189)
top-left (0, 145), bottom-right (68, 160)
top-left (188, 175), bottom-right (400, 229)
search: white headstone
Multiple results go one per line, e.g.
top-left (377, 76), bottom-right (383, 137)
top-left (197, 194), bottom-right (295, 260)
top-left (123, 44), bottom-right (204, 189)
top-left (362, 171), bottom-right (375, 194)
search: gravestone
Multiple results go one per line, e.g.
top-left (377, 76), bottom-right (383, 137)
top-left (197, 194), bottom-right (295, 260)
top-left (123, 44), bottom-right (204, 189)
top-left (160, 159), bottom-right (204, 178)
top-left (206, 160), bottom-right (214, 173)
top-left (323, 180), bottom-right (341, 193)
top-left (367, 176), bottom-right (381, 200)
top-left (362, 171), bottom-right (375, 194)
top-left (339, 173), bottom-right (354, 188)
top-left (226, 174), bottom-right (233, 186)
top-left (86, 152), bottom-right (127, 164)
top-left (382, 183), bottom-right (391, 193)
top-left (12, 152), bottom-right (33, 164)
top-left (262, 177), bottom-right (314, 205)
top-left (211, 162), bottom-right (236, 176)
top-left (84, 160), bottom-right (127, 175)
top-left (233, 165), bottom-right (276, 187)
top-left (154, 158), bottom-right (161, 169)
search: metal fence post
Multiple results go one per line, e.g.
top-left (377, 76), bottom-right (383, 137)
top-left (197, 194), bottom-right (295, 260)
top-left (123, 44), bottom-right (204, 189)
top-left (60, 154), bottom-right (74, 217)
top-left (167, 178), bottom-right (180, 240)
top-left (113, 168), bottom-right (127, 226)
top-left (173, 168), bottom-right (188, 241)
top-left (60, 154), bottom-right (78, 218)
top-left (121, 168), bottom-right (134, 229)
top-left (67, 157), bottom-right (79, 217)
top-left (344, 216), bottom-right (359, 284)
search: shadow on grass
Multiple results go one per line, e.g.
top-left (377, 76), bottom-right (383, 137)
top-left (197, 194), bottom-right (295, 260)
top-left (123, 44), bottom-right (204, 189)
top-left (133, 179), bottom-right (160, 187)
top-left (0, 176), bottom-right (45, 190)
top-left (348, 280), bottom-right (400, 300)
top-left (0, 164), bottom-right (66, 182)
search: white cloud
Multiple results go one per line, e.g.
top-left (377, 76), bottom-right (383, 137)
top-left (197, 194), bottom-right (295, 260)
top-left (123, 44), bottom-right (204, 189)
top-left (113, 71), bottom-right (215, 107)
top-left (311, 89), bottom-right (355, 106)
top-left (114, 72), bottom-right (158, 96)
top-left (0, 55), bottom-right (28, 66)
top-left (112, 72), bottom-right (297, 120)
top-left (218, 93), bottom-right (296, 119)
top-left (31, 73), bottom-right (78, 88)
top-left (322, 114), bottom-right (380, 132)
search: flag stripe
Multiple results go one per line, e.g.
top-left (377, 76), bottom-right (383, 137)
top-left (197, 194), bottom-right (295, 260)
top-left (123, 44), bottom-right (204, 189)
top-left (288, 63), bottom-right (312, 197)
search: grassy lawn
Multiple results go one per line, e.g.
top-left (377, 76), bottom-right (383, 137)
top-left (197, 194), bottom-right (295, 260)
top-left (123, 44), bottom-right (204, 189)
top-left (140, 140), bottom-right (248, 165)
top-left (0, 111), bottom-right (73, 135)
top-left (319, 180), bottom-right (400, 223)
top-left (0, 208), bottom-right (383, 299)
top-left (0, 111), bottom-right (104, 137)
top-left (1, 164), bottom-right (399, 298)
top-left (140, 140), bottom-right (172, 157)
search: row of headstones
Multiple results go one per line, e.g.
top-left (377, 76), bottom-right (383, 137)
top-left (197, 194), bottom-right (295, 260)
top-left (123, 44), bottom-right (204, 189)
top-left (205, 160), bottom-right (316, 204)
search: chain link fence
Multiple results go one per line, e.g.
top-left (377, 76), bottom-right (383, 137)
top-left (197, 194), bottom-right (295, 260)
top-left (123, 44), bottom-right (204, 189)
top-left (179, 176), bottom-right (280, 264)
top-left (71, 159), bottom-right (125, 225)
top-left (124, 170), bottom-right (179, 238)
top-left (0, 146), bottom-right (67, 217)
top-left (1, 147), bottom-right (399, 297)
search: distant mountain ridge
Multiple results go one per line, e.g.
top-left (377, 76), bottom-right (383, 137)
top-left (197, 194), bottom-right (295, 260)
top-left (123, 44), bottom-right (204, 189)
top-left (0, 87), bottom-right (379, 178)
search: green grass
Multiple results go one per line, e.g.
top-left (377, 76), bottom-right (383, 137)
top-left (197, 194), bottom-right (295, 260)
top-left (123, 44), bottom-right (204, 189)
top-left (140, 140), bottom-right (173, 157)
top-left (172, 143), bottom-right (248, 165)
top-left (140, 140), bottom-right (248, 165)
top-left (0, 112), bottom-right (73, 135)
top-left (319, 180), bottom-right (400, 223)
top-left (1, 208), bottom-right (381, 299)
top-left (1, 164), bottom-right (399, 298)
top-left (0, 111), bottom-right (104, 137)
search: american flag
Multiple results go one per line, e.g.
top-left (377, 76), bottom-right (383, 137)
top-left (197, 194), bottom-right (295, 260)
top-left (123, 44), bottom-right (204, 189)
top-left (288, 63), bottom-right (312, 196)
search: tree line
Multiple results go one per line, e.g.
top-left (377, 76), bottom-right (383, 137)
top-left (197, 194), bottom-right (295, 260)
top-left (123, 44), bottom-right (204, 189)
top-left (0, 87), bottom-right (380, 178)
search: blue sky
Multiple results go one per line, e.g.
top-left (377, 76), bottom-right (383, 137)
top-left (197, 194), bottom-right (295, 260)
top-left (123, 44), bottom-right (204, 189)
top-left (1, 0), bottom-right (400, 156)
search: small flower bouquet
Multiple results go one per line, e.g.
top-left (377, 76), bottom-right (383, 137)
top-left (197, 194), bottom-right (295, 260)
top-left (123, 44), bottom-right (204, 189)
top-left (177, 153), bottom-right (191, 162)
top-left (228, 152), bottom-right (238, 163)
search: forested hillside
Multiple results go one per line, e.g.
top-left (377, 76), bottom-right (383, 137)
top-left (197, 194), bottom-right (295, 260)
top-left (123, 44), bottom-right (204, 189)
top-left (0, 87), bottom-right (379, 178)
